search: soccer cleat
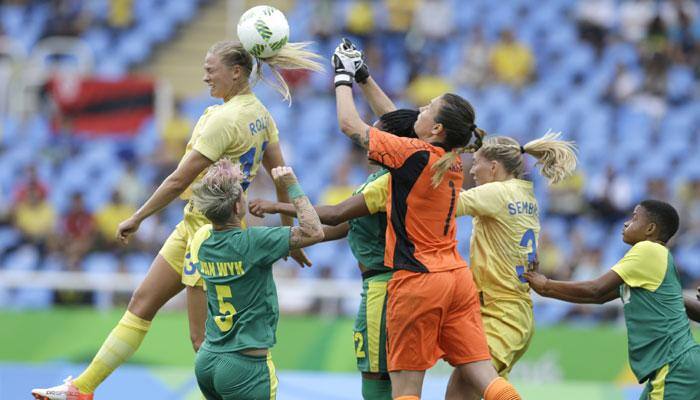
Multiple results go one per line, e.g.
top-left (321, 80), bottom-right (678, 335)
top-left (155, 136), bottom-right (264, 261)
top-left (31, 376), bottom-right (94, 400)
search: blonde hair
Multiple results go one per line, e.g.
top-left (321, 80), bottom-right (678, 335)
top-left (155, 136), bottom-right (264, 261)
top-left (479, 131), bottom-right (578, 185)
top-left (431, 127), bottom-right (486, 187)
top-left (208, 40), bottom-right (324, 102)
top-left (191, 159), bottom-right (245, 224)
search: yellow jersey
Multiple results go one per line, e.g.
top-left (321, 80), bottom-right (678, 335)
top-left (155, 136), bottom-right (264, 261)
top-left (363, 176), bottom-right (539, 305)
top-left (179, 92), bottom-right (279, 203)
top-left (456, 179), bottom-right (539, 305)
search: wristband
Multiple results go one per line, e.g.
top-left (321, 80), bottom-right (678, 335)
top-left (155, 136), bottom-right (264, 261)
top-left (287, 183), bottom-right (305, 200)
top-left (334, 73), bottom-right (353, 88)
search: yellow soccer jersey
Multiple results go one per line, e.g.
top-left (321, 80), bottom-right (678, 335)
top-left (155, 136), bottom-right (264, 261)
top-left (179, 92), bottom-right (279, 203)
top-left (456, 179), bottom-right (540, 305)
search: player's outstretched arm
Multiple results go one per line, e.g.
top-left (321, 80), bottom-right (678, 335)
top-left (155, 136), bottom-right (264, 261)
top-left (332, 48), bottom-right (372, 149)
top-left (684, 287), bottom-right (700, 322)
top-left (524, 270), bottom-right (622, 304)
top-left (322, 222), bottom-right (350, 242)
top-left (263, 142), bottom-right (311, 267)
top-left (249, 193), bottom-right (370, 226)
top-left (117, 150), bottom-right (213, 244)
top-left (271, 166), bottom-right (324, 250)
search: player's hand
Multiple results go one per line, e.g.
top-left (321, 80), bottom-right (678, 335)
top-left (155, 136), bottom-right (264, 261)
top-left (248, 198), bottom-right (277, 217)
top-left (332, 40), bottom-right (361, 87)
top-left (523, 271), bottom-right (547, 293)
top-left (339, 38), bottom-right (370, 83)
top-left (271, 166), bottom-right (298, 189)
top-left (116, 216), bottom-right (141, 245)
top-left (289, 248), bottom-right (312, 268)
top-left (527, 255), bottom-right (539, 272)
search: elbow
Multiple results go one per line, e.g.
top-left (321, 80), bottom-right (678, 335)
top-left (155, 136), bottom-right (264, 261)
top-left (338, 117), bottom-right (355, 135)
top-left (590, 285), bottom-right (610, 304)
top-left (322, 213), bottom-right (341, 226)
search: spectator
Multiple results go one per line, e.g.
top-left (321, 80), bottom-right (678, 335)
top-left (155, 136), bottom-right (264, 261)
top-left (107, 0), bottom-right (134, 37)
top-left (405, 58), bottom-right (454, 106)
top-left (587, 165), bottom-right (633, 225)
top-left (61, 192), bottom-right (95, 265)
top-left (9, 185), bottom-right (56, 264)
top-left (41, 0), bottom-right (91, 38)
top-left (411, 0), bottom-right (454, 51)
top-left (603, 63), bottom-right (640, 106)
top-left (345, 0), bottom-right (374, 40)
top-left (619, 0), bottom-right (655, 43)
top-left (116, 164), bottom-right (147, 206)
top-left (575, 0), bottom-right (615, 55)
top-left (546, 171), bottom-right (587, 224)
top-left (452, 25), bottom-right (490, 88)
top-left (489, 28), bottom-right (535, 88)
top-left (319, 162), bottom-right (356, 206)
top-left (383, 0), bottom-right (417, 35)
top-left (13, 164), bottom-right (47, 204)
top-left (94, 190), bottom-right (135, 248)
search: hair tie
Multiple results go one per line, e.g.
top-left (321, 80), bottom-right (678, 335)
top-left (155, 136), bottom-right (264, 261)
top-left (520, 146), bottom-right (526, 154)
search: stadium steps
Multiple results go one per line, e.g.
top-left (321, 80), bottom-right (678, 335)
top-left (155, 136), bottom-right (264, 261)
top-left (140, 0), bottom-right (232, 98)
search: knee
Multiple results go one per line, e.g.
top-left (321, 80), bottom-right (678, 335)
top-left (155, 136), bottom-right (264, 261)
top-left (128, 286), bottom-right (159, 320)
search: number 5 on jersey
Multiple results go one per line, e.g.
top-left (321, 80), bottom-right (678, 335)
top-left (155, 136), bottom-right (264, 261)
top-left (215, 284), bottom-right (236, 331)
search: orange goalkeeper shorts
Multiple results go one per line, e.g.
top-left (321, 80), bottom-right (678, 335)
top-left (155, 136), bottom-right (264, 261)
top-left (385, 268), bottom-right (491, 371)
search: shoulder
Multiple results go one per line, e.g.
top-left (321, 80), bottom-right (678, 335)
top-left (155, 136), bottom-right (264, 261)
top-left (630, 241), bottom-right (668, 258)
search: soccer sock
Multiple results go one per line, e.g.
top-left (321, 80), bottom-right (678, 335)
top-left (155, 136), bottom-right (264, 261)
top-left (483, 377), bottom-right (521, 400)
top-left (73, 311), bottom-right (151, 394)
top-left (393, 396), bottom-right (419, 400)
top-left (362, 377), bottom-right (392, 400)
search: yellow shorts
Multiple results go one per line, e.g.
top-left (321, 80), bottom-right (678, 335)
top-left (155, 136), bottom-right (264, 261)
top-left (158, 203), bottom-right (246, 287)
top-left (480, 298), bottom-right (534, 377)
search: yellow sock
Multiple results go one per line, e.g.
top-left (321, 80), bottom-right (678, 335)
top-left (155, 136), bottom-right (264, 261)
top-left (73, 311), bottom-right (151, 393)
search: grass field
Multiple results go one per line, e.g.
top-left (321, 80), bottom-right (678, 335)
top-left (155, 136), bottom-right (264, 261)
top-left (3, 308), bottom-right (698, 399)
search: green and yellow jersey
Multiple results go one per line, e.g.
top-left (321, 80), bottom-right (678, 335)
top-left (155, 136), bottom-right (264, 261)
top-left (456, 179), bottom-right (539, 306)
top-left (348, 169), bottom-right (390, 273)
top-left (189, 224), bottom-right (291, 353)
top-left (611, 241), bottom-right (699, 383)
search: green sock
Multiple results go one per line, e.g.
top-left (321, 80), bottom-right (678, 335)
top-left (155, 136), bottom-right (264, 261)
top-left (361, 377), bottom-right (392, 400)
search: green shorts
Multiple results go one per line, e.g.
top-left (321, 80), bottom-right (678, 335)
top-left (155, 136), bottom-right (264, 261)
top-left (639, 346), bottom-right (700, 400)
top-left (195, 348), bottom-right (278, 400)
top-left (354, 271), bottom-right (392, 374)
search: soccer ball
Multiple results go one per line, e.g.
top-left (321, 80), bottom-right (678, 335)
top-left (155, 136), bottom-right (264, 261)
top-left (237, 5), bottom-right (290, 59)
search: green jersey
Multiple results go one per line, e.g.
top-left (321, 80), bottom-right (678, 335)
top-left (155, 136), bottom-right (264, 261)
top-left (611, 241), bottom-right (699, 383)
top-left (347, 169), bottom-right (390, 272)
top-left (190, 224), bottom-right (291, 353)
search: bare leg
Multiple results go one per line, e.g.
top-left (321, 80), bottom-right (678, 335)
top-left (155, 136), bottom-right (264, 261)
top-left (445, 368), bottom-right (480, 400)
top-left (389, 370), bottom-right (425, 398)
top-left (127, 254), bottom-right (185, 320)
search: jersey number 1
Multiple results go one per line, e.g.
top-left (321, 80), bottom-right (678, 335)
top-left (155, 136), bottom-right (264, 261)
top-left (214, 285), bottom-right (236, 332)
top-left (516, 229), bottom-right (536, 283)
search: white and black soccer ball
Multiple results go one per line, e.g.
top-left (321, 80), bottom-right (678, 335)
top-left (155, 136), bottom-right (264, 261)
top-left (237, 5), bottom-right (290, 59)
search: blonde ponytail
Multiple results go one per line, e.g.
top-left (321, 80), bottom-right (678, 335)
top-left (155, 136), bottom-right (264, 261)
top-left (522, 131), bottom-right (578, 184)
top-left (431, 149), bottom-right (465, 188)
top-left (479, 131), bottom-right (578, 185)
top-left (208, 40), bottom-right (324, 103)
top-left (254, 41), bottom-right (324, 102)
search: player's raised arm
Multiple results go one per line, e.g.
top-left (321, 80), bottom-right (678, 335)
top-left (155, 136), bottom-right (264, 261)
top-left (335, 38), bottom-right (397, 117)
top-left (524, 267), bottom-right (621, 304)
top-left (249, 193), bottom-right (370, 226)
top-left (262, 141), bottom-right (311, 267)
top-left (270, 167), bottom-right (324, 249)
top-left (332, 47), bottom-right (372, 149)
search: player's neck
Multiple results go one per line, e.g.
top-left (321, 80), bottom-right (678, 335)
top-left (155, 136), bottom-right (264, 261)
top-left (214, 218), bottom-right (242, 231)
top-left (223, 84), bottom-right (252, 102)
